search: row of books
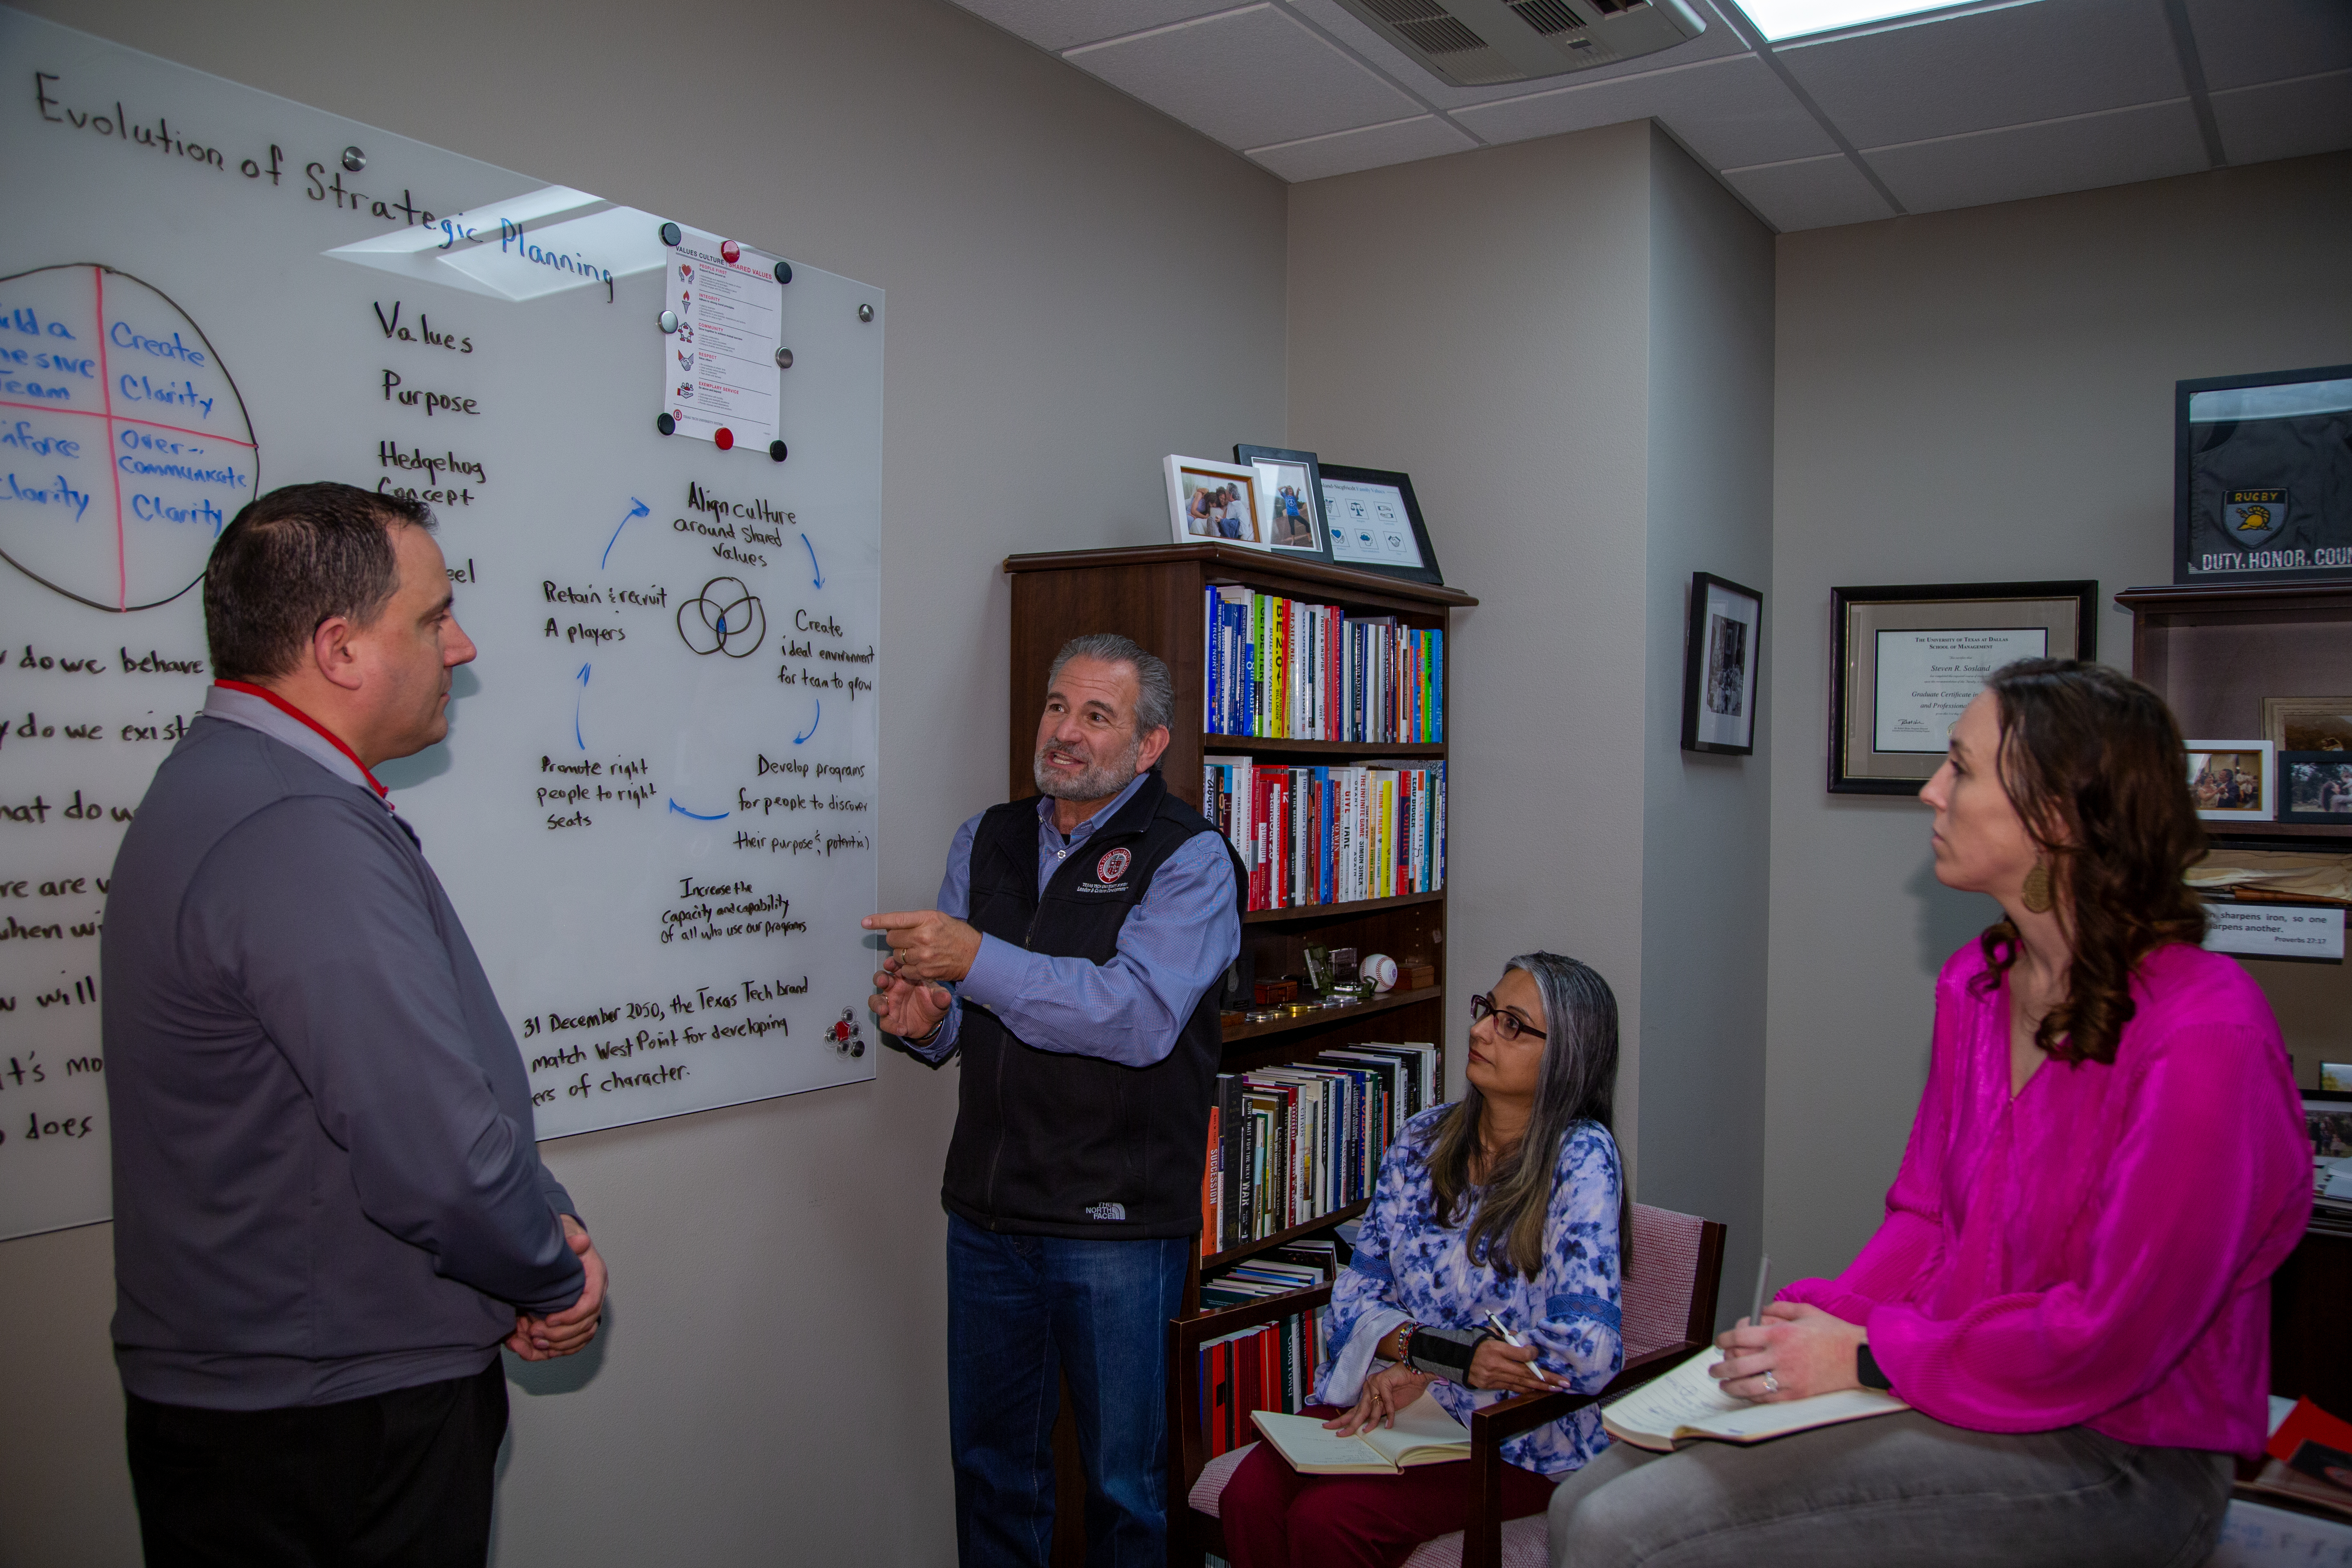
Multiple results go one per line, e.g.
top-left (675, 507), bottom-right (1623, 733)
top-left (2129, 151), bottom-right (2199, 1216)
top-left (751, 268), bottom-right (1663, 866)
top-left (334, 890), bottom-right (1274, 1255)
top-left (1197, 1301), bottom-right (1329, 1461)
top-left (1202, 757), bottom-right (1446, 911)
top-left (1201, 1042), bottom-right (1440, 1256)
top-left (1203, 586), bottom-right (1445, 744)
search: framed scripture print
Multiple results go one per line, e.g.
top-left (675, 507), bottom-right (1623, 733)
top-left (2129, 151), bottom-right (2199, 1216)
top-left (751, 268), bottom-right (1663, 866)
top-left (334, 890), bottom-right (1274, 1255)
top-left (1682, 572), bottom-right (1762, 755)
top-left (1317, 463), bottom-right (1444, 586)
top-left (1234, 444), bottom-right (1330, 562)
top-left (1829, 581), bottom-right (2097, 795)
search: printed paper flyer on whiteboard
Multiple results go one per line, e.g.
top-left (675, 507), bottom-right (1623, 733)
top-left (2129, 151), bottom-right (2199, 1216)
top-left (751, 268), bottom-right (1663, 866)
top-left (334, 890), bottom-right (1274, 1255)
top-left (661, 226), bottom-right (785, 453)
top-left (0, 9), bottom-right (884, 1241)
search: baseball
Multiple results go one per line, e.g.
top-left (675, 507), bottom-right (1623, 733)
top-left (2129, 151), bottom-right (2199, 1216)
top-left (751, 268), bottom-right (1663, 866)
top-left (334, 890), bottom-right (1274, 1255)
top-left (1362, 953), bottom-right (1399, 992)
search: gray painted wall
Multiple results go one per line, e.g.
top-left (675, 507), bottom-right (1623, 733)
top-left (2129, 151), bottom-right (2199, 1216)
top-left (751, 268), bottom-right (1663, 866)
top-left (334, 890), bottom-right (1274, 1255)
top-left (1636, 128), bottom-right (1775, 1326)
top-left (0, 2), bottom-right (1286, 1563)
top-left (1762, 152), bottom-right (2352, 1293)
top-left (1287, 121), bottom-right (1659, 1179)
top-left (1286, 125), bottom-right (1779, 1329)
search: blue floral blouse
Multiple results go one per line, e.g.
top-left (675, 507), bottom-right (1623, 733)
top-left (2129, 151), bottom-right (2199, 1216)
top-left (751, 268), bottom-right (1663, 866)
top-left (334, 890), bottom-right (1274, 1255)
top-left (1313, 1106), bottom-right (1624, 1476)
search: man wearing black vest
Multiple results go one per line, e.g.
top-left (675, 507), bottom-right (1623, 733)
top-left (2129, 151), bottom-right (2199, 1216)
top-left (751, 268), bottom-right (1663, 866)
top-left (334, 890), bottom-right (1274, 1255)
top-left (866, 633), bottom-right (1243, 1568)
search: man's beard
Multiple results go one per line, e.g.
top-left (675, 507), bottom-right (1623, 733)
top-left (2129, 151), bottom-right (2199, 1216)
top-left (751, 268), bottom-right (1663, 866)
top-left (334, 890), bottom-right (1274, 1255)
top-left (1034, 731), bottom-right (1143, 802)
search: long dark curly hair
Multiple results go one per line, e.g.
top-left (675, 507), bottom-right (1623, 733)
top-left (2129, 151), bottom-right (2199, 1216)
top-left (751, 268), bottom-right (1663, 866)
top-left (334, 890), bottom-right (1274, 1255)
top-left (1972, 659), bottom-right (2207, 1065)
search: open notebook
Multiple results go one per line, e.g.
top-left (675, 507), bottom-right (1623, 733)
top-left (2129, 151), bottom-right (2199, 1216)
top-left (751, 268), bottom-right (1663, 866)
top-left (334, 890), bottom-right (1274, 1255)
top-left (1250, 1394), bottom-right (1471, 1474)
top-left (1601, 1348), bottom-right (1908, 1452)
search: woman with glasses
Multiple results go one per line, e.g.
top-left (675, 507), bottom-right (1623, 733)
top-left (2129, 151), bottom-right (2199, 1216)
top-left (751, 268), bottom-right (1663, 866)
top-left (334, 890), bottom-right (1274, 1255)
top-left (1218, 951), bottom-right (1627, 1568)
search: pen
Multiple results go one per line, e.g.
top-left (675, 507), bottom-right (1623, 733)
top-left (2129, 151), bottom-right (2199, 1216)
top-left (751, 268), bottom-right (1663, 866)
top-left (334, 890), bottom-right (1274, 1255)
top-left (1750, 1254), bottom-right (1771, 1328)
top-left (1484, 1311), bottom-right (1552, 1388)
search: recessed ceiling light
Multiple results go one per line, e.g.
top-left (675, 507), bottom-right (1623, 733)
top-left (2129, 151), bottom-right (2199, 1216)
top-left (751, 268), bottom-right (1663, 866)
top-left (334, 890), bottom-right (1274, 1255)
top-left (1731, 0), bottom-right (2011, 44)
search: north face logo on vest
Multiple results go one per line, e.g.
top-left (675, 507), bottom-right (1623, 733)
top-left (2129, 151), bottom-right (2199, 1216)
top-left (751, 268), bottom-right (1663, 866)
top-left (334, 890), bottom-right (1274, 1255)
top-left (1076, 846), bottom-right (1132, 894)
top-left (1085, 1202), bottom-right (1126, 1221)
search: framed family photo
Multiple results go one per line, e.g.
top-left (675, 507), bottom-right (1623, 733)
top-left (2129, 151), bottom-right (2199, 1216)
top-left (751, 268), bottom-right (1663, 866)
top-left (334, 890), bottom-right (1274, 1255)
top-left (1164, 456), bottom-right (1263, 549)
top-left (2187, 740), bottom-right (2275, 822)
top-left (1681, 572), bottom-right (1762, 755)
top-left (1234, 444), bottom-right (1330, 561)
top-left (1829, 581), bottom-right (2097, 794)
top-left (2280, 751), bottom-right (2352, 824)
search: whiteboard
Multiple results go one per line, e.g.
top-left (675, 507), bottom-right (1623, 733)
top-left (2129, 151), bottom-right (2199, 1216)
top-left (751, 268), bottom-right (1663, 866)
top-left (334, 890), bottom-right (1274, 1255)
top-left (0, 10), bottom-right (884, 1241)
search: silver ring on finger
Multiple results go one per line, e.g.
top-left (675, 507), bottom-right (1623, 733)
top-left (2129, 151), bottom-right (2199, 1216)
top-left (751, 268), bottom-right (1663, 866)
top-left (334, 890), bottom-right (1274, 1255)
top-left (1762, 1371), bottom-right (1779, 1394)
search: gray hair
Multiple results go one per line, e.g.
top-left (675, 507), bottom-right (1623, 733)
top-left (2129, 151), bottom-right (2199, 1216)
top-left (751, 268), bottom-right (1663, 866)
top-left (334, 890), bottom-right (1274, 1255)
top-left (1048, 633), bottom-right (1174, 735)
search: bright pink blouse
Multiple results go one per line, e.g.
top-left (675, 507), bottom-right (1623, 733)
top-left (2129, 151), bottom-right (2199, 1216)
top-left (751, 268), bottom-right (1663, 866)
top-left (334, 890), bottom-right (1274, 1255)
top-left (1782, 941), bottom-right (2311, 1457)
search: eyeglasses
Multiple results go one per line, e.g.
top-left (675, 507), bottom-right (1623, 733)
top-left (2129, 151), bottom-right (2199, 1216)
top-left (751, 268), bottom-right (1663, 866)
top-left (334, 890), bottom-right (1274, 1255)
top-left (1469, 993), bottom-right (1546, 1042)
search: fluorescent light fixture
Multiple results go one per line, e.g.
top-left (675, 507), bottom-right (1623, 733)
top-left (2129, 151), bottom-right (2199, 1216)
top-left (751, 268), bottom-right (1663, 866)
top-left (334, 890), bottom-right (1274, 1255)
top-left (1732, 0), bottom-right (2006, 42)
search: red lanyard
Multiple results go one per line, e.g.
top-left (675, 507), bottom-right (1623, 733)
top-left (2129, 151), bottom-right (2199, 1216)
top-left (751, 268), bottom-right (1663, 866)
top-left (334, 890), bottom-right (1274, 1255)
top-left (214, 680), bottom-right (390, 801)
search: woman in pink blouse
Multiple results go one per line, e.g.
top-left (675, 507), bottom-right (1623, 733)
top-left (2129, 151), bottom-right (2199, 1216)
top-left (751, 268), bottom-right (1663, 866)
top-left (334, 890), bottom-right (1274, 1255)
top-left (1548, 659), bottom-right (2312, 1567)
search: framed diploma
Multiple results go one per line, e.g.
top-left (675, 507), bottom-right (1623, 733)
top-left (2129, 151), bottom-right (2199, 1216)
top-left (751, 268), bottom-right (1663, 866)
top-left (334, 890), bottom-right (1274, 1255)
top-left (1829, 581), bottom-right (2098, 795)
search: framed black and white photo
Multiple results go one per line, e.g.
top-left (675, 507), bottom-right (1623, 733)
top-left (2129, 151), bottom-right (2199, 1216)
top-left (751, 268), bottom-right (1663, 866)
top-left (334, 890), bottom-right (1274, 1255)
top-left (1317, 463), bottom-right (1444, 586)
top-left (1829, 581), bottom-right (2097, 795)
top-left (1681, 572), bottom-right (1761, 755)
top-left (1234, 444), bottom-right (1330, 562)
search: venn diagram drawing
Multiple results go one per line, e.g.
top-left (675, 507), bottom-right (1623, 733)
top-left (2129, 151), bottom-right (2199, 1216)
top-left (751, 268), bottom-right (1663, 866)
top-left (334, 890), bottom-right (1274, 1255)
top-left (676, 575), bottom-right (766, 658)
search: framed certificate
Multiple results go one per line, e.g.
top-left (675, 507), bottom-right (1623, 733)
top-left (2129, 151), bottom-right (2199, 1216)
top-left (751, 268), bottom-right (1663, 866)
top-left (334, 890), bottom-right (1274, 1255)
top-left (1316, 463), bottom-right (1444, 586)
top-left (1829, 581), bottom-right (2097, 795)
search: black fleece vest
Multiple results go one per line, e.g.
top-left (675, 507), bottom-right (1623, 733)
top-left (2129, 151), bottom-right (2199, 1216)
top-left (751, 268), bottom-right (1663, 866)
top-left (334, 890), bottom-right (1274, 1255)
top-left (942, 770), bottom-right (1243, 1240)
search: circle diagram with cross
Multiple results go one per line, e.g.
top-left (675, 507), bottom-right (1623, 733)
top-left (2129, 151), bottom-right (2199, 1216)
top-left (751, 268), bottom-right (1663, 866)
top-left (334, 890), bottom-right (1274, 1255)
top-left (0, 264), bottom-right (259, 612)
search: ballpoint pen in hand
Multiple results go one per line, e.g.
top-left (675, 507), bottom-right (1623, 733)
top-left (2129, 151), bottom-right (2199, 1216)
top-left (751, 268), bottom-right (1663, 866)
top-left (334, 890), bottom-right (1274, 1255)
top-left (1485, 1311), bottom-right (1552, 1388)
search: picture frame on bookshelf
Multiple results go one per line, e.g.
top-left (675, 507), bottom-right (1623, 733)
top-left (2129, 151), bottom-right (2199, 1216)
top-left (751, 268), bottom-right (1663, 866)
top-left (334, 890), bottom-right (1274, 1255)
top-left (1235, 444), bottom-right (1331, 562)
top-left (1318, 463), bottom-right (1444, 586)
top-left (1165, 455), bottom-right (1266, 548)
top-left (2264, 696), bottom-right (2352, 754)
top-left (2187, 739), bottom-right (2274, 822)
top-left (1828, 581), bottom-right (2096, 794)
top-left (2278, 751), bottom-right (2352, 824)
top-left (1680, 572), bottom-right (1761, 756)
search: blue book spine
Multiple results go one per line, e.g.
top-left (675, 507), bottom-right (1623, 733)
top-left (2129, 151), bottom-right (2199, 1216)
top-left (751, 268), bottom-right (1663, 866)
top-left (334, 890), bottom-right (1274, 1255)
top-left (1432, 627), bottom-right (1444, 743)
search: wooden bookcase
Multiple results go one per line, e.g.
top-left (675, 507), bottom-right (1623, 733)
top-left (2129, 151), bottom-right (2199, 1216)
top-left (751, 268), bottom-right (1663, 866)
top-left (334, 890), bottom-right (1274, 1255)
top-left (1002, 543), bottom-right (1476, 1566)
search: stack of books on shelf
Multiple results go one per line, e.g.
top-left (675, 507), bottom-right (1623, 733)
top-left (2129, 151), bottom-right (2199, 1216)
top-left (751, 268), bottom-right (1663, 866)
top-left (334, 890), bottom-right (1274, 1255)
top-left (1196, 1253), bottom-right (1334, 1460)
top-left (1203, 585), bottom-right (1444, 744)
top-left (1202, 756), bottom-right (1445, 911)
top-left (1200, 1043), bottom-right (1439, 1256)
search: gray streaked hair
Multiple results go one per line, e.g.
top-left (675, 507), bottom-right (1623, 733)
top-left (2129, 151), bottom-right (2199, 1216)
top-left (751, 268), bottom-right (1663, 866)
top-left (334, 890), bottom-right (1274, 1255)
top-left (1048, 633), bottom-right (1174, 735)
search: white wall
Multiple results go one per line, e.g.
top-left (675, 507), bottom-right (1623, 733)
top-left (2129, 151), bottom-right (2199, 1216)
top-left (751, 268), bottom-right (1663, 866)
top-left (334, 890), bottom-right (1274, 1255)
top-left (1287, 121), bottom-right (1659, 1176)
top-left (1762, 152), bottom-right (2352, 1291)
top-left (1286, 126), bottom-right (1780, 1318)
top-left (0, 2), bottom-right (1287, 1564)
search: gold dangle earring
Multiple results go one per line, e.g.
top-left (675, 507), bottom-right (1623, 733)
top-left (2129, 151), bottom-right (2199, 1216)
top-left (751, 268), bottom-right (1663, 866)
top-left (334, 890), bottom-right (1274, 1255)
top-left (2021, 859), bottom-right (2055, 915)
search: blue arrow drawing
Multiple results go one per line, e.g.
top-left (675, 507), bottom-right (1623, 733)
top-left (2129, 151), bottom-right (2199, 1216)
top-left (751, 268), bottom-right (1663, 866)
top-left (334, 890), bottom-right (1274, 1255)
top-left (801, 532), bottom-right (824, 589)
top-left (794, 698), bottom-right (821, 745)
top-left (601, 497), bottom-right (651, 569)
top-left (668, 799), bottom-right (728, 821)
top-left (573, 664), bottom-right (590, 750)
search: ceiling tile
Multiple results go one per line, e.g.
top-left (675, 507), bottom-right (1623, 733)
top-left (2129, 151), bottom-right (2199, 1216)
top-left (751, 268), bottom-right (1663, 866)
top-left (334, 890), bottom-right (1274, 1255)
top-left (1720, 152), bottom-right (1896, 229)
top-left (1280, 0), bottom-right (1750, 111)
top-left (1777, 0), bottom-right (2184, 148)
top-left (2183, 0), bottom-right (2352, 91)
top-left (1452, 51), bottom-right (1834, 165)
top-left (1865, 97), bottom-right (2210, 214)
top-left (1246, 114), bottom-right (1480, 179)
top-left (1064, 4), bottom-right (1422, 149)
top-left (944, 0), bottom-right (1247, 53)
top-left (2211, 69), bottom-right (2352, 165)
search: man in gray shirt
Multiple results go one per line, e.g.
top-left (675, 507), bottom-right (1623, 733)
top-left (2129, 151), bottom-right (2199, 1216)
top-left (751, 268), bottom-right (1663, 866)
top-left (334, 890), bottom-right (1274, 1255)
top-left (103, 482), bottom-right (607, 1566)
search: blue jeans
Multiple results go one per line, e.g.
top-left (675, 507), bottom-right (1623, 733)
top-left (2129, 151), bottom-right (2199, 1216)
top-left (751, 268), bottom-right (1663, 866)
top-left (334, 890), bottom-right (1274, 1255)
top-left (947, 1214), bottom-right (1189, 1568)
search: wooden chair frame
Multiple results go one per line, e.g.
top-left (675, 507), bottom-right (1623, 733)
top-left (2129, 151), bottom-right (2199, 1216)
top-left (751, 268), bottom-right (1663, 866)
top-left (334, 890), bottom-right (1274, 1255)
top-left (1167, 1218), bottom-right (1726, 1568)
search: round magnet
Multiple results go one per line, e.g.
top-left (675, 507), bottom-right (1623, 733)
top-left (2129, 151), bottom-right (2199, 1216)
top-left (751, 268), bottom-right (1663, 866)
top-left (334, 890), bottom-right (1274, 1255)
top-left (858, 303), bottom-right (875, 323)
top-left (714, 427), bottom-right (734, 451)
top-left (774, 261), bottom-right (793, 285)
top-left (655, 413), bottom-right (676, 436)
top-left (659, 221), bottom-right (682, 247)
top-left (658, 310), bottom-right (679, 334)
top-left (721, 239), bottom-right (741, 264)
top-left (341, 146), bottom-right (366, 172)
top-left (769, 441), bottom-right (788, 463)
top-left (774, 346), bottom-right (793, 369)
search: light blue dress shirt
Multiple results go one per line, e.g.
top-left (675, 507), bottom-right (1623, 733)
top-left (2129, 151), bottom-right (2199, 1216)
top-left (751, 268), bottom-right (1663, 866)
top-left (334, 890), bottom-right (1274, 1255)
top-left (903, 771), bottom-right (1241, 1069)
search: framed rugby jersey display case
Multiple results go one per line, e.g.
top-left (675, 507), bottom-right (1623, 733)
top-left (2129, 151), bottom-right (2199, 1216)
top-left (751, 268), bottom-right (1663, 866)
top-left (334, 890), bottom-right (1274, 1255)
top-left (2176, 363), bottom-right (2352, 586)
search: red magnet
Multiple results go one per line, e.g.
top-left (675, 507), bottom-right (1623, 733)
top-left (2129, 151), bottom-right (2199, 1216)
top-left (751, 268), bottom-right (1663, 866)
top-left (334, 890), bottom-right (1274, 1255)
top-left (714, 426), bottom-right (734, 451)
top-left (721, 239), bottom-right (741, 264)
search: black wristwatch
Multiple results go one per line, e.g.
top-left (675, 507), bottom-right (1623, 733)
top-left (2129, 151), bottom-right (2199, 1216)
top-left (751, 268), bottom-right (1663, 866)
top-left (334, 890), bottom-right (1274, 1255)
top-left (1856, 1343), bottom-right (1893, 1392)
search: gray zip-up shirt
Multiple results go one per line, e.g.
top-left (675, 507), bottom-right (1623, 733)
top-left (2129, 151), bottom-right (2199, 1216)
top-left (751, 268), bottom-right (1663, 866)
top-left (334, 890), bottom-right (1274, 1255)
top-left (102, 687), bottom-right (583, 1410)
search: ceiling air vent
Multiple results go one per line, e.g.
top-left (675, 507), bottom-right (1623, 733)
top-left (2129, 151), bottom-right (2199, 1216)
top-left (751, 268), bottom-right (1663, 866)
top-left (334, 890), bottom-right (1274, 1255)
top-left (1334, 0), bottom-right (1706, 88)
